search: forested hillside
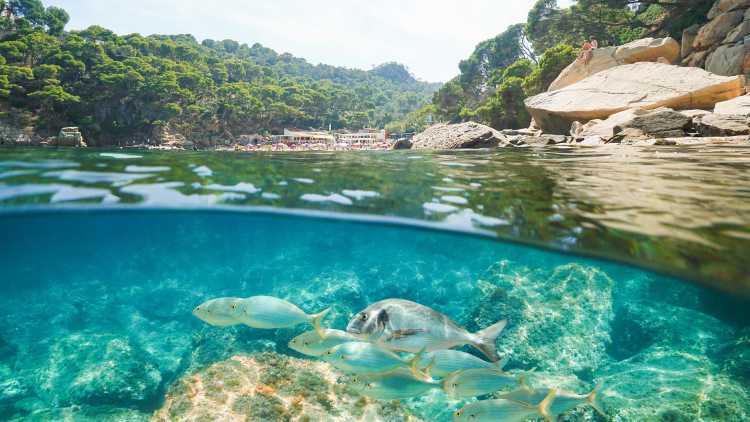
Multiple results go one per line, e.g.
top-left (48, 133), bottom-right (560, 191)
top-left (0, 0), bottom-right (439, 145)
top-left (389, 0), bottom-right (714, 133)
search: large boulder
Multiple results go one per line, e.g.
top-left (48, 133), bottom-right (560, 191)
top-left (525, 62), bottom-right (745, 134)
top-left (549, 37), bottom-right (679, 91)
top-left (411, 122), bottom-right (509, 149)
top-left (715, 94), bottom-right (750, 114)
top-left (708, 0), bottom-right (750, 19)
top-left (612, 109), bottom-right (692, 138)
top-left (695, 113), bottom-right (750, 135)
top-left (694, 9), bottom-right (746, 49)
top-left (681, 24), bottom-right (701, 58)
top-left (706, 43), bottom-right (746, 76)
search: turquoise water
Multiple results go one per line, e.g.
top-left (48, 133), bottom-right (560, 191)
top-left (1, 147), bottom-right (749, 421)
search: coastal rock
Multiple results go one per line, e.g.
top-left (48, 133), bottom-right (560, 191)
top-left (469, 262), bottom-right (614, 375)
top-left (714, 327), bottom-right (750, 388)
top-left (0, 122), bottom-right (36, 146)
top-left (549, 37), bottom-right (680, 91)
top-left (706, 43), bottom-right (746, 76)
top-left (38, 332), bottom-right (163, 408)
top-left (708, 0), bottom-right (750, 19)
top-left (152, 353), bottom-right (422, 422)
top-left (573, 108), bottom-right (667, 140)
top-left (51, 127), bottom-right (86, 147)
top-left (693, 10), bottom-right (745, 50)
top-left (391, 137), bottom-right (413, 150)
top-left (525, 63), bottom-right (745, 134)
top-left (715, 94), bottom-right (750, 114)
top-left (725, 20), bottom-right (750, 43)
top-left (411, 122), bottom-right (509, 149)
top-left (613, 109), bottom-right (692, 138)
top-left (695, 113), bottom-right (750, 135)
top-left (683, 49), bottom-right (712, 67)
top-left (681, 24), bottom-right (701, 58)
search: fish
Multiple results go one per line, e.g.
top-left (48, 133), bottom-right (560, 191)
top-left (193, 296), bottom-right (330, 335)
top-left (346, 299), bottom-right (507, 362)
top-left (498, 382), bottom-right (606, 419)
top-left (452, 391), bottom-right (557, 422)
top-left (416, 350), bottom-right (508, 378)
top-left (288, 328), bottom-right (362, 357)
top-left (322, 341), bottom-right (426, 377)
top-left (349, 367), bottom-right (440, 400)
top-left (442, 368), bottom-right (521, 399)
top-left (191, 297), bottom-right (245, 327)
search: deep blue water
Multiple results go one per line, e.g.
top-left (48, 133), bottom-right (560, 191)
top-left (1, 147), bottom-right (750, 421)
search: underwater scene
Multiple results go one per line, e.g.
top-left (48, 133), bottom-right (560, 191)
top-left (1, 147), bottom-right (750, 421)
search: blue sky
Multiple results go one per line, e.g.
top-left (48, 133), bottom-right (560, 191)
top-left (43, 0), bottom-right (571, 82)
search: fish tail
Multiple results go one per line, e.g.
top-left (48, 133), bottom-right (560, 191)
top-left (309, 307), bottom-right (331, 338)
top-left (471, 319), bottom-right (507, 362)
top-left (538, 388), bottom-right (557, 422)
top-left (494, 354), bottom-right (511, 370)
top-left (587, 381), bottom-right (606, 418)
top-left (407, 348), bottom-right (432, 381)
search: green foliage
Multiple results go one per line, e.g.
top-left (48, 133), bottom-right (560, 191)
top-left (523, 44), bottom-right (576, 95)
top-left (0, 1), bottom-right (439, 144)
top-left (433, 0), bottom-right (709, 131)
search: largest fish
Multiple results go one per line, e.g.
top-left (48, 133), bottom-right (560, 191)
top-left (346, 299), bottom-right (507, 362)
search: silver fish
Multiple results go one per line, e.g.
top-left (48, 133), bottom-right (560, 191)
top-left (191, 297), bottom-right (245, 327)
top-left (416, 350), bottom-right (507, 378)
top-left (288, 328), bottom-right (362, 357)
top-left (193, 296), bottom-right (330, 335)
top-left (346, 299), bottom-right (507, 362)
top-left (453, 392), bottom-right (556, 422)
top-left (499, 383), bottom-right (605, 419)
top-left (442, 368), bottom-right (520, 399)
top-left (322, 341), bottom-right (424, 376)
top-left (349, 368), bottom-right (440, 400)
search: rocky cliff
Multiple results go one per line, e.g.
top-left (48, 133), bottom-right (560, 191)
top-left (683, 0), bottom-right (750, 77)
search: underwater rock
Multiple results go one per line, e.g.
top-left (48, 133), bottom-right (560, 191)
top-left (37, 332), bottom-right (163, 409)
top-left (468, 262), bottom-right (614, 376)
top-left (153, 352), bottom-right (423, 421)
top-left (596, 346), bottom-right (750, 421)
top-left (714, 327), bottom-right (750, 388)
top-left (6, 405), bottom-right (151, 422)
top-left (0, 335), bottom-right (17, 362)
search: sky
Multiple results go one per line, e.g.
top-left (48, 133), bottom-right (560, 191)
top-left (43, 0), bottom-right (568, 83)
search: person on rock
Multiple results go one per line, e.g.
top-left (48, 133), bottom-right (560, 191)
top-left (578, 37), bottom-right (598, 65)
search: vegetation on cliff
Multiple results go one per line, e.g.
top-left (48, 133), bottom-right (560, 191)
top-left (0, 0), bottom-right (439, 145)
top-left (415, 0), bottom-right (714, 132)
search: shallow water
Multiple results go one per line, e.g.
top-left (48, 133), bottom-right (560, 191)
top-left (1, 147), bottom-right (749, 421)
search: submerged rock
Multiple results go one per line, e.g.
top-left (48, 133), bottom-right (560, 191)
top-left (37, 332), bottom-right (163, 409)
top-left (525, 63), bottom-right (744, 134)
top-left (714, 327), bottom-right (750, 388)
top-left (597, 346), bottom-right (750, 421)
top-left (411, 122), bottom-right (510, 149)
top-left (469, 262), bottom-right (614, 376)
top-left (152, 352), bottom-right (423, 421)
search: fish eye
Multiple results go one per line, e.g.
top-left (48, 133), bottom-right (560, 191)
top-left (360, 313), bottom-right (368, 321)
top-left (231, 304), bottom-right (237, 310)
top-left (304, 341), bottom-right (309, 346)
top-left (452, 383), bottom-right (458, 388)
top-left (454, 411), bottom-right (462, 417)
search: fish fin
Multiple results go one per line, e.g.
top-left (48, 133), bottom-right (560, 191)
top-left (310, 307), bottom-right (331, 338)
top-left (408, 348), bottom-right (431, 381)
top-left (494, 355), bottom-right (510, 370)
top-left (386, 328), bottom-right (425, 341)
top-left (472, 319), bottom-right (507, 362)
top-left (587, 381), bottom-right (606, 418)
top-left (518, 374), bottom-right (533, 392)
top-left (538, 388), bottom-right (557, 422)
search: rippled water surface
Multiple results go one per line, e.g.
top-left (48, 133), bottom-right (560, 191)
top-left (1, 146), bottom-right (749, 295)
top-left (1, 146), bottom-right (750, 421)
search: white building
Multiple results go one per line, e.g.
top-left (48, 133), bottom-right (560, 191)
top-left (336, 129), bottom-right (387, 146)
top-left (272, 129), bottom-right (335, 144)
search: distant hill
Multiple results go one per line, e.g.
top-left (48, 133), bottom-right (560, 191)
top-left (0, 1), bottom-right (440, 145)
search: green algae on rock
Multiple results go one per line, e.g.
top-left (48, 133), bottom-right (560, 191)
top-left (152, 352), bottom-right (423, 422)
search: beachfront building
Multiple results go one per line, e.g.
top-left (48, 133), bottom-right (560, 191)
top-left (272, 129), bottom-right (335, 145)
top-left (336, 129), bottom-right (387, 147)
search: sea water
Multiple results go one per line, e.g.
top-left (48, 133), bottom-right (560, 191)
top-left (0, 147), bottom-right (749, 421)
